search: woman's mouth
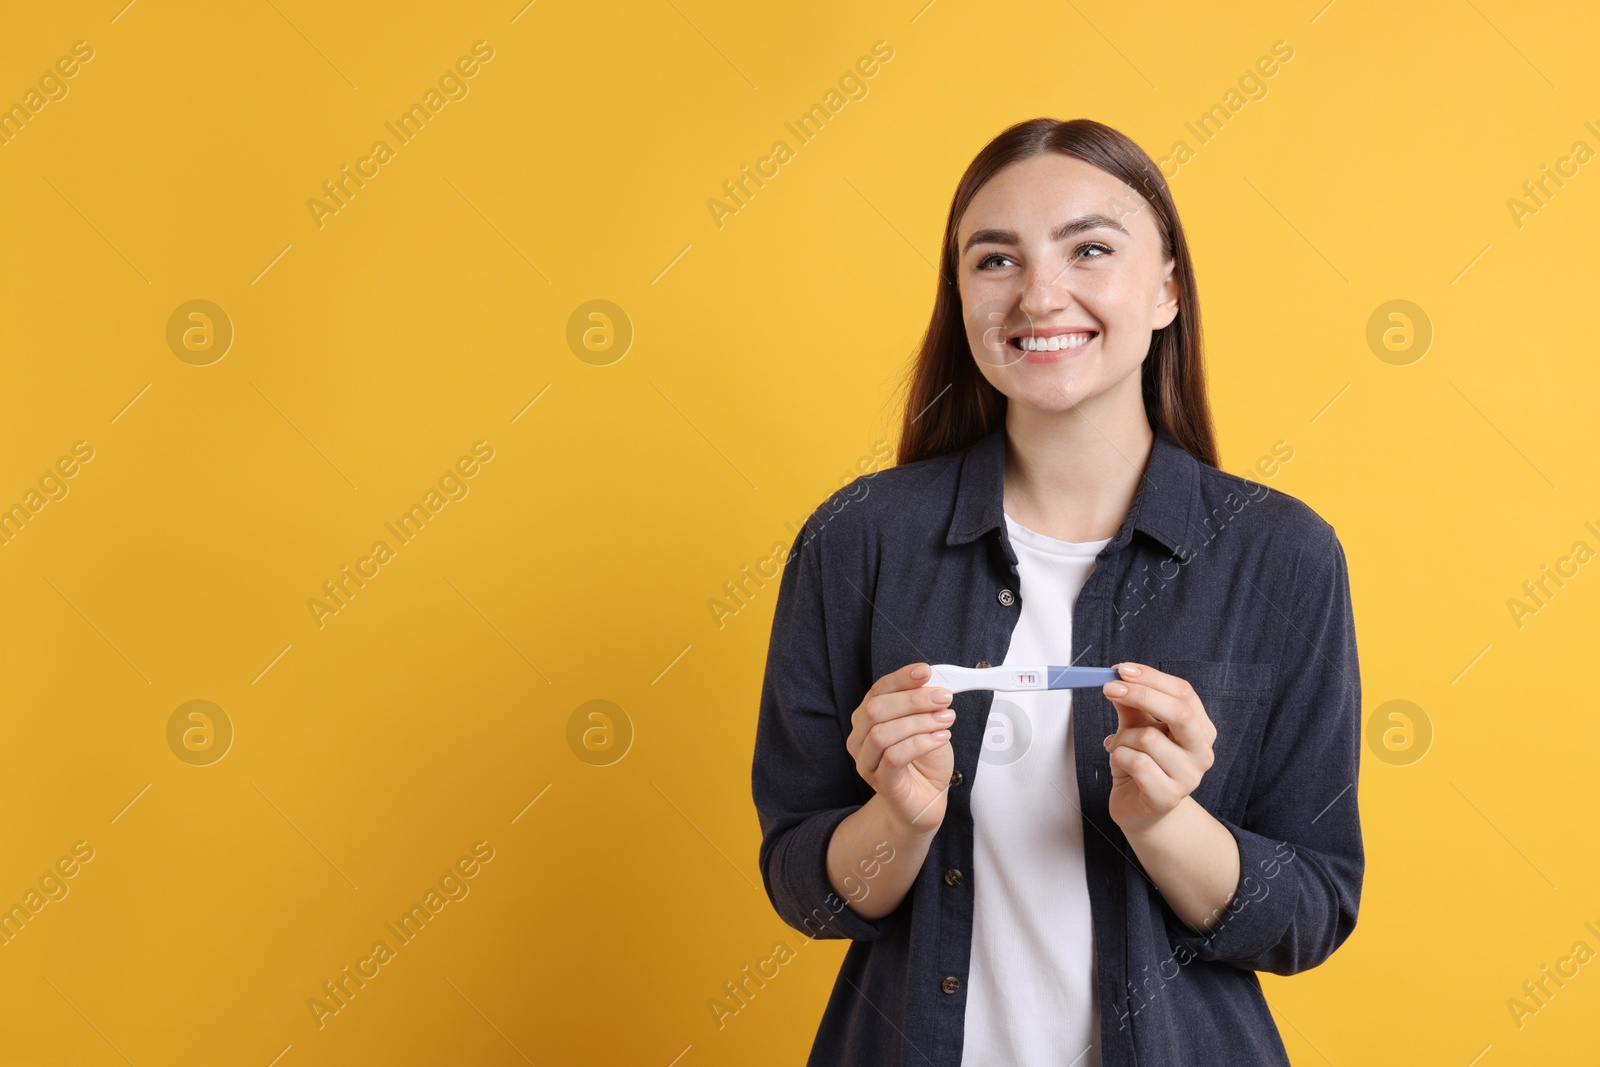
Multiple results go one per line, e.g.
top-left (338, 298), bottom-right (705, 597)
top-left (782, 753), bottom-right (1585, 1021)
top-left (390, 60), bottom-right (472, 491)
top-left (1007, 331), bottom-right (1097, 361)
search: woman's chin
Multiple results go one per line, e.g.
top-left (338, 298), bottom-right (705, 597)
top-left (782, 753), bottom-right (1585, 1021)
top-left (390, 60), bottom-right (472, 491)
top-left (1013, 383), bottom-right (1099, 413)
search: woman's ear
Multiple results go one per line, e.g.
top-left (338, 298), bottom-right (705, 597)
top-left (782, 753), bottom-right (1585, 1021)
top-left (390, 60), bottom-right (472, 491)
top-left (1153, 259), bottom-right (1181, 330)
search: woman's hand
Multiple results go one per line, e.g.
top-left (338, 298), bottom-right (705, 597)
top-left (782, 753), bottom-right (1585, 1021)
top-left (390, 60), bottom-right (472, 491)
top-left (846, 662), bottom-right (956, 836)
top-left (1100, 662), bottom-right (1217, 836)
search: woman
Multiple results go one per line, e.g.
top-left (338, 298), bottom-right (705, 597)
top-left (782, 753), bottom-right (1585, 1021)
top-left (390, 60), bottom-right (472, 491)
top-left (751, 117), bottom-right (1363, 1067)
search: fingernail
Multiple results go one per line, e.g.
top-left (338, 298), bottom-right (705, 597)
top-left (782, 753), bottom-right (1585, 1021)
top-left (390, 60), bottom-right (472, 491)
top-left (935, 709), bottom-right (955, 722)
top-left (913, 665), bottom-right (930, 680)
top-left (1103, 733), bottom-right (1114, 750)
top-left (1118, 663), bottom-right (1141, 677)
top-left (1107, 682), bottom-right (1127, 696)
top-left (931, 688), bottom-right (952, 704)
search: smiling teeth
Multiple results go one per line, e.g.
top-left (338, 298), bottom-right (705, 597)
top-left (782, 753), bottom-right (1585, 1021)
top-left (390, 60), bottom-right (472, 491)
top-left (1017, 333), bottom-right (1094, 351)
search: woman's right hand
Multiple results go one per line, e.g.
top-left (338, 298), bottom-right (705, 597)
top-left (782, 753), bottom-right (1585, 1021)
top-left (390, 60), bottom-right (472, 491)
top-left (846, 662), bottom-right (956, 835)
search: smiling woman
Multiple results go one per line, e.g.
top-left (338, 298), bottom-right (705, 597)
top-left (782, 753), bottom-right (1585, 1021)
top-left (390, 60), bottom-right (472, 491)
top-left (752, 117), bottom-right (1363, 1067)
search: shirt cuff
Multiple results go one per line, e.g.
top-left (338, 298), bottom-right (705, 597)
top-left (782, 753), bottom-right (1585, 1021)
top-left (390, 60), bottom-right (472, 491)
top-left (1162, 816), bottom-right (1298, 969)
top-left (769, 805), bottom-right (904, 942)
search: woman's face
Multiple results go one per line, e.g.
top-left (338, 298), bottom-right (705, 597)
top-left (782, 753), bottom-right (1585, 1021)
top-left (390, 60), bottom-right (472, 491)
top-left (955, 152), bottom-right (1180, 418)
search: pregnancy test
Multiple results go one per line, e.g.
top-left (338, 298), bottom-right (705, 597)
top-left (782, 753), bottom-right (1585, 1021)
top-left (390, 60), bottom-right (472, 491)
top-left (922, 664), bottom-right (1121, 694)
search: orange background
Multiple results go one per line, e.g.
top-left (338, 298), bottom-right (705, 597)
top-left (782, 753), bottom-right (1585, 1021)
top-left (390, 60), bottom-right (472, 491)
top-left (1, 0), bottom-right (1598, 1063)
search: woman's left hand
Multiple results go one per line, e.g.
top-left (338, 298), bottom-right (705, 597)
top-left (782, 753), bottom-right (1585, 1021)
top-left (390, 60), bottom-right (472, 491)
top-left (1100, 663), bottom-right (1217, 836)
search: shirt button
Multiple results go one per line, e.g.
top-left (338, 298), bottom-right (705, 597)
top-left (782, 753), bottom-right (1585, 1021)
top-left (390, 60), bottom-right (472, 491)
top-left (975, 660), bottom-right (991, 669)
top-left (941, 976), bottom-right (961, 995)
top-left (943, 868), bottom-right (964, 887)
top-left (998, 588), bottom-right (1015, 606)
top-left (949, 769), bottom-right (964, 787)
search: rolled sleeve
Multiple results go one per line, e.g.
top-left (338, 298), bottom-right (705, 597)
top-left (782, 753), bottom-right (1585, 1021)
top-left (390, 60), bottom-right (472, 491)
top-left (763, 805), bottom-right (898, 941)
top-left (1165, 525), bottom-right (1364, 975)
top-left (751, 508), bottom-right (903, 942)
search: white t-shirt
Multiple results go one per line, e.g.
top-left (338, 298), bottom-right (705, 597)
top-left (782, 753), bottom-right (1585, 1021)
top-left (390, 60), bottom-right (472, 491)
top-left (960, 513), bottom-right (1111, 1067)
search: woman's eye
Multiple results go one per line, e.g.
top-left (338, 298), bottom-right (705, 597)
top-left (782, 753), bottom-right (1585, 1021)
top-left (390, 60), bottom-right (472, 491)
top-left (976, 243), bottom-right (1112, 271)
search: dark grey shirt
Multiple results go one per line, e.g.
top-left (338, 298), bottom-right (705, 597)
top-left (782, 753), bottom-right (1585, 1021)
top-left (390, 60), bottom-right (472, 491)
top-left (751, 422), bottom-right (1363, 1066)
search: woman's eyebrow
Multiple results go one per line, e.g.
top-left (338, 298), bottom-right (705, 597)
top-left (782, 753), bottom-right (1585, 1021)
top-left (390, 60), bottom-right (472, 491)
top-left (962, 213), bottom-right (1131, 254)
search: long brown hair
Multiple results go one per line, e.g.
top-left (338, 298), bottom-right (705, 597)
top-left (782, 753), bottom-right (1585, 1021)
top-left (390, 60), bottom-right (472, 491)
top-left (894, 117), bottom-right (1218, 470)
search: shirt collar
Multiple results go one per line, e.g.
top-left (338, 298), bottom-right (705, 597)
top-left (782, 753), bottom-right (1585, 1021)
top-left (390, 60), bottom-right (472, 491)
top-left (946, 421), bottom-right (1200, 559)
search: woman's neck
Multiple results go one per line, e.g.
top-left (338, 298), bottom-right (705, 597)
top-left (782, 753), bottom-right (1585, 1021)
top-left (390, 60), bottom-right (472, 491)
top-left (1001, 406), bottom-right (1154, 543)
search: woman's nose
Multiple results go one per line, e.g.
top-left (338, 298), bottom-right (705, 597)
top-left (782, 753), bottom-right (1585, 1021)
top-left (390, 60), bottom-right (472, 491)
top-left (1018, 263), bottom-right (1073, 317)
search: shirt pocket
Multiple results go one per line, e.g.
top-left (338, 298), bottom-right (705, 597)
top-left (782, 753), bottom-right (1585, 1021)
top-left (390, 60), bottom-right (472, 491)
top-left (1154, 658), bottom-right (1277, 818)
